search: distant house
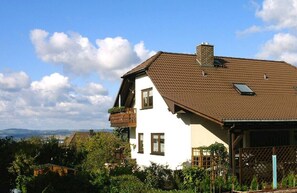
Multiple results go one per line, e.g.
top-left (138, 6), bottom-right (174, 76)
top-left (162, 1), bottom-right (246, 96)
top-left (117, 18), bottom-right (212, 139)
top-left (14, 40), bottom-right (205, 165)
top-left (34, 163), bottom-right (76, 176)
top-left (109, 43), bottom-right (297, 183)
top-left (64, 130), bottom-right (95, 147)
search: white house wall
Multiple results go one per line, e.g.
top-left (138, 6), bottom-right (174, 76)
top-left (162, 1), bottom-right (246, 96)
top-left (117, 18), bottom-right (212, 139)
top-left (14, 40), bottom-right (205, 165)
top-left (131, 75), bottom-right (191, 170)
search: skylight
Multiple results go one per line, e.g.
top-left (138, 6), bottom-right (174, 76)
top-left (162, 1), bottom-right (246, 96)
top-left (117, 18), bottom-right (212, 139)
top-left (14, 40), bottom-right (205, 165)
top-left (233, 83), bottom-right (255, 95)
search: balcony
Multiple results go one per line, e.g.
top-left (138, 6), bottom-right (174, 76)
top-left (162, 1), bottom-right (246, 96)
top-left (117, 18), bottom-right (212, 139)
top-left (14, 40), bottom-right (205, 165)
top-left (109, 108), bottom-right (136, 128)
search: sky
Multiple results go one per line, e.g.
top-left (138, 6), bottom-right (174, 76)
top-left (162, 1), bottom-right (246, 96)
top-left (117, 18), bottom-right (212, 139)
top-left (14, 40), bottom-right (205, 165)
top-left (0, 0), bottom-right (297, 130)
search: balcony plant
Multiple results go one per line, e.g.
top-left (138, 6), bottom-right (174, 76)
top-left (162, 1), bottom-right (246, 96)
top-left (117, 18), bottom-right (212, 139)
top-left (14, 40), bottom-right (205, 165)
top-left (108, 106), bottom-right (126, 114)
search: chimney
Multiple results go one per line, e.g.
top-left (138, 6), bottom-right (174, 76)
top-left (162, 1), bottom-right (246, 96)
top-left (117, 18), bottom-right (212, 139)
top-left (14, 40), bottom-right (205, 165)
top-left (196, 42), bottom-right (214, 66)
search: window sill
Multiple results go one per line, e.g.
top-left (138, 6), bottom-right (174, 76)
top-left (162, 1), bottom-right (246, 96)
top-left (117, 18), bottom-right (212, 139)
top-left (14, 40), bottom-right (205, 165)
top-left (150, 152), bottom-right (164, 156)
top-left (138, 151), bottom-right (144, 154)
top-left (140, 107), bottom-right (153, 110)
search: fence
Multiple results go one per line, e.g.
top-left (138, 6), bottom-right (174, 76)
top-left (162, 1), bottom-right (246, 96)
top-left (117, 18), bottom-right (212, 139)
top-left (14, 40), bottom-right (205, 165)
top-left (239, 146), bottom-right (297, 185)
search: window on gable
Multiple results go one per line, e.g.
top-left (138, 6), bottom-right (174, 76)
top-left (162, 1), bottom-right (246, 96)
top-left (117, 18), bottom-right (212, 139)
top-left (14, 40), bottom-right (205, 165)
top-left (151, 133), bottom-right (164, 156)
top-left (138, 133), bottom-right (144, 153)
top-left (233, 83), bottom-right (255, 95)
top-left (142, 88), bottom-right (153, 109)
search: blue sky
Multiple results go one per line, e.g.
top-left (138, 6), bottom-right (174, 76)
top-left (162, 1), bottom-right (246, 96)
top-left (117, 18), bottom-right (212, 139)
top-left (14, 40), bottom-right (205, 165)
top-left (0, 0), bottom-right (297, 130)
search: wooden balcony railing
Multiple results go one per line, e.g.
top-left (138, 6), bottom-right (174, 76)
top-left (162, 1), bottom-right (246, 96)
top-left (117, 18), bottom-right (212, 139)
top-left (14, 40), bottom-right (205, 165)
top-left (109, 108), bottom-right (136, 128)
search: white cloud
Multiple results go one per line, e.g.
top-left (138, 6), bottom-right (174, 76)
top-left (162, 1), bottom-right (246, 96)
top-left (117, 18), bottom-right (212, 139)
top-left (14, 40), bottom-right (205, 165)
top-left (239, 0), bottom-right (297, 66)
top-left (31, 73), bottom-right (70, 91)
top-left (239, 0), bottom-right (297, 35)
top-left (0, 72), bottom-right (113, 130)
top-left (256, 0), bottom-right (297, 30)
top-left (134, 41), bottom-right (156, 61)
top-left (31, 73), bottom-right (71, 102)
top-left (30, 29), bottom-right (156, 79)
top-left (79, 82), bottom-right (108, 96)
top-left (0, 71), bottom-right (30, 91)
top-left (236, 25), bottom-right (278, 37)
top-left (3, 29), bottom-right (155, 129)
top-left (0, 101), bottom-right (6, 112)
top-left (96, 37), bottom-right (138, 70)
top-left (257, 33), bottom-right (297, 65)
top-left (236, 25), bottom-right (263, 37)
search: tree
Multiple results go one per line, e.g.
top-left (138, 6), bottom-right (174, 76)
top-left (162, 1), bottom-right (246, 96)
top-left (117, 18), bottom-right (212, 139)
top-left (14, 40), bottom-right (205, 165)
top-left (82, 132), bottom-right (130, 172)
top-left (26, 172), bottom-right (97, 193)
top-left (0, 137), bottom-right (17, 192)
top-left (8, 151), bottom-right (35, 192)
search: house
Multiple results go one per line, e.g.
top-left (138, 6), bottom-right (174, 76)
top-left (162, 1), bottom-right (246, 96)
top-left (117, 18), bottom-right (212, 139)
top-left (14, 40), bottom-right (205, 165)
top-left (34, 163), bottom-right (76, 176)
top-left (64, 130), bottom-right (95, 147)
top-left (109, 43), bottom-right (297, 183)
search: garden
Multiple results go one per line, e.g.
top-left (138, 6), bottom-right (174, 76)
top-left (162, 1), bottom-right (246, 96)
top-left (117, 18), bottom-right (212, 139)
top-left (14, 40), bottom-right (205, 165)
top-left (1, 132), bottom-right (297, 193)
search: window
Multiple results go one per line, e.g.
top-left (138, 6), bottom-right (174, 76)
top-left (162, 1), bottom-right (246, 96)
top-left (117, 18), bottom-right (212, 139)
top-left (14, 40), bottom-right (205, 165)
top-left (138, 133), bottom-right (144, 153)
top-left (233, 83), bottom-right (255, 95)
top-left (192, 148), bottom-right (211, 168)
top-left (151, 133), bottom-right (164, 155)
top-left (142, 88), bottom-right (153, 109)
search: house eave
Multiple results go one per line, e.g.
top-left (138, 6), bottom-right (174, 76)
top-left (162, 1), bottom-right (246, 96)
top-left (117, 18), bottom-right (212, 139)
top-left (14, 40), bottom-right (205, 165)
top-left (162, 96), bottom-right (224, 126)
top-left (223, 119), bottom-right (297, 123)
top-left (223, 119), bottom-right (297, 128)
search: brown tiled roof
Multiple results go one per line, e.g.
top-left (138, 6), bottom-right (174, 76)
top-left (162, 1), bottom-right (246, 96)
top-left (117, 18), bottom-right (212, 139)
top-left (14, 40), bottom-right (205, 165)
top-left (126, 52), bottom-right (297, 125)
top-left (123, 51), bottom-right (162, 77)
top-left (64, 132), bottom-right (92, 146)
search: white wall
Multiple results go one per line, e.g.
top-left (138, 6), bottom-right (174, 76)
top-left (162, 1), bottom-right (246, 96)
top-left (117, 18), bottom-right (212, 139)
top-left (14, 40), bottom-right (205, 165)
top-left (131, 75), bottom-right (192, 169)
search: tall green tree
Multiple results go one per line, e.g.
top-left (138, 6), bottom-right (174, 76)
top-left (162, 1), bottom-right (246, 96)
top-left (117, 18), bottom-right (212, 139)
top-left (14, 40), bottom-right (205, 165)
top-left (8, 151), bottom-right (35, 192)
top-left (0, 137), bottom-right (17, 192)
top-left (82, 132), bottom-right (130, 172)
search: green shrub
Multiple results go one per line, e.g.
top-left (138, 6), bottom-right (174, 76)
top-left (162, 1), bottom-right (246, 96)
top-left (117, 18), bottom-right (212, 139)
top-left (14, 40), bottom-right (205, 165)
top-left (148, 189), bottom-right (196, 193)
top-left (287, 172), bottom-right (296, 188)
top-left (110, 174), bottom-right (147, 193)
top-left (250, 176), bottom-right (259, 190)
top-left (241, 184), bottom-right (248, 191)
top-left (214, 176), bottom-right (224, 192)
top-left (144, 163), bottom-right (176, 190)
top-left (181, 166), bottom-right (205, 190)
top-left (26, 172), bottom-right (96, 193)
top-left (109, 164), bottom-right (133, 176)
top-left (224, 175), bottom-right (240, 191)
top-left (281, 172), bottom-right (297, 188)
top-left (199, 173), bottom-right (211, 192)
top-left (172, 170), bottom-right (184, 190)
top-left (90, 170), bottom-right (110, 193)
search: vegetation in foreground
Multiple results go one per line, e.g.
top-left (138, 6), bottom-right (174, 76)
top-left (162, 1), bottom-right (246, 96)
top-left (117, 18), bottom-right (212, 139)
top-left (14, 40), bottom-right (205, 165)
top-left (1, 133), bottom-right (297, 193)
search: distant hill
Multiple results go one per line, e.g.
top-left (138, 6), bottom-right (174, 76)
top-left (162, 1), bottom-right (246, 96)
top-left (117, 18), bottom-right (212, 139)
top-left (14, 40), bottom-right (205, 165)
top-left (0, 128), bottom-right (112, 139)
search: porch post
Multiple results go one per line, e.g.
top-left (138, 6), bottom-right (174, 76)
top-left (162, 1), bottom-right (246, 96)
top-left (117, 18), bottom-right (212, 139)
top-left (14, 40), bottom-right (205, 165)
top-left (231, 132), bottom-right (236, 176)
top-left (239, 148), bottom-right (242, 185)
top-left (228, 130), bottom-right (233, 175)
